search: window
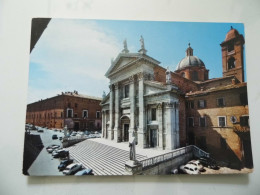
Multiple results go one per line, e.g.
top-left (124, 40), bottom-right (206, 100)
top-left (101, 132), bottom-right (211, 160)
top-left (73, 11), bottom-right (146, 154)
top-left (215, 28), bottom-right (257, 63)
top-left (96, 111), bottom-right (100, 119)
top-left (75, 103), bottom-right (78, 108)
top-left (192, 71), bottom-right (198, 81)
top-left (198, 100), bottom-right (206, 108)
top-left (199, 117), bottom-right (206, 127)
top-left (240, 93), bottom-right (248, 105)
top-left (181, 72), bottom-right (185, 78)
top-left (151, 108), bottom-right (156, 121)
top-left (228, 57), bottom-right (236, 69)
top-left (82, 110), bottom-right (88, 118)
top-left (240, 116), bottom-right (249, 127)
top-left (217, 98), bottom-right (225, 107)
top-left (218, 116), bottom-right (226, 127)
top-left (61, 112), bottom-right (63, 118)
top-left (67, 108), bottom-right (73, 118)
top-left (186, 101), bottom-right (194, 109)
top-left (124, 85), bottom-right (129, 98)
top-left (188, 117), bottom-right (194, 127)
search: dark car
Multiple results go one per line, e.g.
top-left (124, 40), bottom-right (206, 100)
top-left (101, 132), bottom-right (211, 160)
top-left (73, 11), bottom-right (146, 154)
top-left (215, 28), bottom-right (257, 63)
top-left (75, 168), bottom-right (94, 176)
top-left (52, 149), bottom-right (69, 158)
top-left (52, 134), bottom-right (58, 139)
top-left (58, 159), bottom-right (74, 171)
top-left (199, 157), bottom-right (219, 170)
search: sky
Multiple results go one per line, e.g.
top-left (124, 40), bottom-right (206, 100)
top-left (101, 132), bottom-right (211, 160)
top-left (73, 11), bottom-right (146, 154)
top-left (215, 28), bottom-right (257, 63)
top-left (28, 19), bottom-right (245, 103)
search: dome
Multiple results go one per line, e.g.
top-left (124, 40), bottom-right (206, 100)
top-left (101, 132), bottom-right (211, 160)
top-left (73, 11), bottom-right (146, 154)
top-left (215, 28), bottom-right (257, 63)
top-left (175, 43), bottom-right (205, 71)
top-left (225, 27), bottom-right (240, 41)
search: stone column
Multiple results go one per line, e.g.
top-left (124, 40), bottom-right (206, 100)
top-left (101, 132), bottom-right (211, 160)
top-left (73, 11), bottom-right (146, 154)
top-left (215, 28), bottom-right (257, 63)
top-left (113, 83), bottom-right (120, 142)
top-left (174, 102), bottom-right (180, 148)
top-left (102, 111), bottom-right (105, 138)
top-left (129, 75), bottom-right (135, 139)
top-left (137, 72), bottom-right (146, 148)
top-left (108, 84), bottom-right (114, 140)
top-left (165, 102), bottom-right (175, 150)
top-left (157, 103), bottom-right (163, 149)
top-left (104, 110), bottom-right (107, 138)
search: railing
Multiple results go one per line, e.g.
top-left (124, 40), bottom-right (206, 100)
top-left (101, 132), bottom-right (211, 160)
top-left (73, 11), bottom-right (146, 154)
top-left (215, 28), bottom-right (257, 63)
top-left (139, 145), bottom-right (209, 169)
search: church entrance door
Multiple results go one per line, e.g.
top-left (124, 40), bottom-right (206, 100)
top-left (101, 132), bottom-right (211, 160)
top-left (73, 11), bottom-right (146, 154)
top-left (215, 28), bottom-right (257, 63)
top-left (150, 129), bottom-right (157, 148)
top-left (123, 124), bottom-right (129, 142)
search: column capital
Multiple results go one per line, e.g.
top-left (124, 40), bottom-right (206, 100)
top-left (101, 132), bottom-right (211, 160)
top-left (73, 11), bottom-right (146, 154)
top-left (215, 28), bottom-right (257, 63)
top-left (114, 82), bottom-right (119, 90)
top-left (137, 72), bottom-right (144, 81)
top-left (109, 84), bottom-right (113, 91)
top-left (129, 75), bottom-right (135, 84)
top-left (165, 102), bottom-right (174, 108)
top-left (157, 103), bottom-right (163, 109)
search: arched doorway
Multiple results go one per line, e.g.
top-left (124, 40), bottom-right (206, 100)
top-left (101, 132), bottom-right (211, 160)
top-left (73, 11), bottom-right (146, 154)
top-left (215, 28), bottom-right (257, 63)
top-left (120, 115), bottom-right (130, 142)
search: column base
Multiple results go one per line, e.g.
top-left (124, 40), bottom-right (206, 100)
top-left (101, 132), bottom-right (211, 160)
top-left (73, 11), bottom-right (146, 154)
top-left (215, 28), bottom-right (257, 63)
top-left (113, 128), bottom-right (121, 142)
top-left (108, 128), bottom-right (114, 140)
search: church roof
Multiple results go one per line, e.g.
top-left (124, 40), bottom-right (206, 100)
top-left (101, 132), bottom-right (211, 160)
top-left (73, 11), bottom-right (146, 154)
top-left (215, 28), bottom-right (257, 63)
top-left (175, 43), bottom-right (205, 71)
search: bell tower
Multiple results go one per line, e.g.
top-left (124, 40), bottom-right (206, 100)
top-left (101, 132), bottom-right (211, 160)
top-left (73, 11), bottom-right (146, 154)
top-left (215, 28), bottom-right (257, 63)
top-left (220, 27), bottom-right (245, 83)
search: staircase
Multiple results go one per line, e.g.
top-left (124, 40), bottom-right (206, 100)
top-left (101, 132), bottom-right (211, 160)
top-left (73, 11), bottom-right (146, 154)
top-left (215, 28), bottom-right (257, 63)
top-left (67, 139), bottom-right (147, 175)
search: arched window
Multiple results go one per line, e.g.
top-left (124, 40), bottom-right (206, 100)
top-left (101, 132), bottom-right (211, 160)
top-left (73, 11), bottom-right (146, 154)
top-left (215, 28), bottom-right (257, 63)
top-left (228, 57), bottom-right (236, 69)
top-left (191, 71), bottom-right (198, 81)
top-left (181, 72), bottom-right (185, 78)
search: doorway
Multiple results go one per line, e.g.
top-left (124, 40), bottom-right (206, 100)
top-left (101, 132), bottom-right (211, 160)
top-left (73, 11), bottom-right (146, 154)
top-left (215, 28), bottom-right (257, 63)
top-left (150, 129), bottom-right (157, 148)
top-left (123, 124), bottom-right (129, 142)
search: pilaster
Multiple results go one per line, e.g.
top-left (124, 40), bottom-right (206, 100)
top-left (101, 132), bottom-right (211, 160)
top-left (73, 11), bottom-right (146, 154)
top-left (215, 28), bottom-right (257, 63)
top-left (114, 83), bottom-right (120, 142)
top-left (129, 75), bottom-right (135, 140)
top-left (108, 84), bottom-right (114, 140)
top-left (157, 103), bottom-right (163, 149)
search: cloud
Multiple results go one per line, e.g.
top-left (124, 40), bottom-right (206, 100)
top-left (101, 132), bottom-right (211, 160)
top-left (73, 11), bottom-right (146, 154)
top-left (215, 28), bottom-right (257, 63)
top-left (28, 19), bottom-right (121, 103)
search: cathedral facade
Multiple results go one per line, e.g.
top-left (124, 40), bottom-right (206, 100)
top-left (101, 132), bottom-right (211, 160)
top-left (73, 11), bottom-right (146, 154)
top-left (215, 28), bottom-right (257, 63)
top-left (101, 28), bottom-right (252, 168)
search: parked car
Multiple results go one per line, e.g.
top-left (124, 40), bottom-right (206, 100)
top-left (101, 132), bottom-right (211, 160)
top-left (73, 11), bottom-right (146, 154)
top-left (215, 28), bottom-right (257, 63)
top-left (63, 163), bottom-right (82, 175)
top-left (179, 164), bottom-right (200, 174)
top-left (52, 134), bottom-right (58, 139)
top-left (37, 129), bottom-right (44, 132)
top-left (187, 160), bottom-right (204, 171)
top-left (71, 132), bottom-right (77, 136)
top-left (59, 136), bottom-right (63, 140)
top-left (75, 168), bottom-right (93, 176)
top-left (46, 144), bottom-right (60, 153)
top-left (52, 149), bottom-right (69, 158)
top-left (199, 157), bottom-right (219, 170)
top-left (58, 159), bottom-right (74, 171)
top-left (88, 134), bottom-right (96, 139)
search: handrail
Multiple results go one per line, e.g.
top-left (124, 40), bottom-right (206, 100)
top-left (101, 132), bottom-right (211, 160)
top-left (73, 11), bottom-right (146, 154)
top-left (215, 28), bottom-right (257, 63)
top-left (138, 145), bottom-right (209, 169)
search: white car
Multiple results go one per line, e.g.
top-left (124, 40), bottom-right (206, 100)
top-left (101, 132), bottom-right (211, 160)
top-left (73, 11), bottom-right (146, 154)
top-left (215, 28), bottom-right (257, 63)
top-left (62, 163), bottom-right (82, 175)
top-left (187, 160), bottom-right (204, 171)
top-left (180, 164), bottom-right (200, 174)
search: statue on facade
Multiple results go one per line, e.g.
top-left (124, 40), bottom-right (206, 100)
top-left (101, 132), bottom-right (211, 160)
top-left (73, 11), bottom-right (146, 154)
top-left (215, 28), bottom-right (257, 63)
top-left (129, 136), bottom-right (136, 161)
top-left (122, 39), bottom-right (129, 53)
top-left (166, 66), bottom-right (172, 84)
top-left (138, 35), bottom-right (147, 54)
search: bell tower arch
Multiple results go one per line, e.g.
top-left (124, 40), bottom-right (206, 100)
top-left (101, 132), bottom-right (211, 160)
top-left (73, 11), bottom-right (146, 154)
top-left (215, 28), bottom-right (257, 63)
top-left (220, 26), bottom-right (245, 82)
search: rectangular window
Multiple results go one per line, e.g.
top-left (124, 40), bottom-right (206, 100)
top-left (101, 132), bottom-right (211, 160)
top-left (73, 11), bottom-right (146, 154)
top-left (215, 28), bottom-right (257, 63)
top-left (198, 100), bottom-right (206, 108)
top-left (151, 108), bottom-right (156, 121)
top-left (188, 117), bottom-right (194, 127)
top-left (199, 117), bottom-right (206, 127)
top-left (186, 101), bottom-right (194, 109)
top-left (240, 116), bottom-right (249, 127)
top-left (82, 110), bottom-right (88, 118)
top-left (218, 116), bottom-right (226, 127)
top-left (75, 103), bottom-right (78, 108)
top-left (67, 109), bottom-right (73, 118)
top-left (61, 112), bottom-right (63, 118)
top-left (96, 111), bottom-right (100, 119)
top-left (217, 98), bottom-right (225, 107)
top-left (124, 85), bottom-right (129, 98)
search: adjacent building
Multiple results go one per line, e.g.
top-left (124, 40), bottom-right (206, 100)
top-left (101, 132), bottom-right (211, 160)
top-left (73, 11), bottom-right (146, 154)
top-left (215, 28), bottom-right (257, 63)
top-left (26, 91), bottom-right (102, 131)
top-left (101, 28), bottom-right (252, 168)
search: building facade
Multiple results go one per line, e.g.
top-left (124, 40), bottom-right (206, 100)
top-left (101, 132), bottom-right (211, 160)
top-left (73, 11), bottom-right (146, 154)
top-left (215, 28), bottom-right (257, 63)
top-left (101, 28), bottom-right (252, 168)
top-left (26, 91), bottom-right (102, 131)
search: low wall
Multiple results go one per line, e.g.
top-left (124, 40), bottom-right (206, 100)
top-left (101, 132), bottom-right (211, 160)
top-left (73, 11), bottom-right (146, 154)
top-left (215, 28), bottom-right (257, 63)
top-left (62, 137), bottom-right (87, 148)
top-left (140, 152), bottom-right (193, 175)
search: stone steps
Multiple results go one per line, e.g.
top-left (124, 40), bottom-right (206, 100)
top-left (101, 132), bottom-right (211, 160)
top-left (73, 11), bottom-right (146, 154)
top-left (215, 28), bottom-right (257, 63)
top-left (67, 139), bottom-right (147, 175)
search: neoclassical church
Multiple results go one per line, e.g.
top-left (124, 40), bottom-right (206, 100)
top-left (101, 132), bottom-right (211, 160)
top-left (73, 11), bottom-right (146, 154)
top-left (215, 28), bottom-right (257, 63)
top-left (101, 28), bottom-right (252, 168)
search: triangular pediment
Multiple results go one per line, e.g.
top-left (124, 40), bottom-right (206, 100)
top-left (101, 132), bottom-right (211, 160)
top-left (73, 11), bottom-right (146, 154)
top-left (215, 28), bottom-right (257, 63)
top-left (144, 81), bottom-right (168, 95)
top-left (105, 53), bottom-right (160, 78)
